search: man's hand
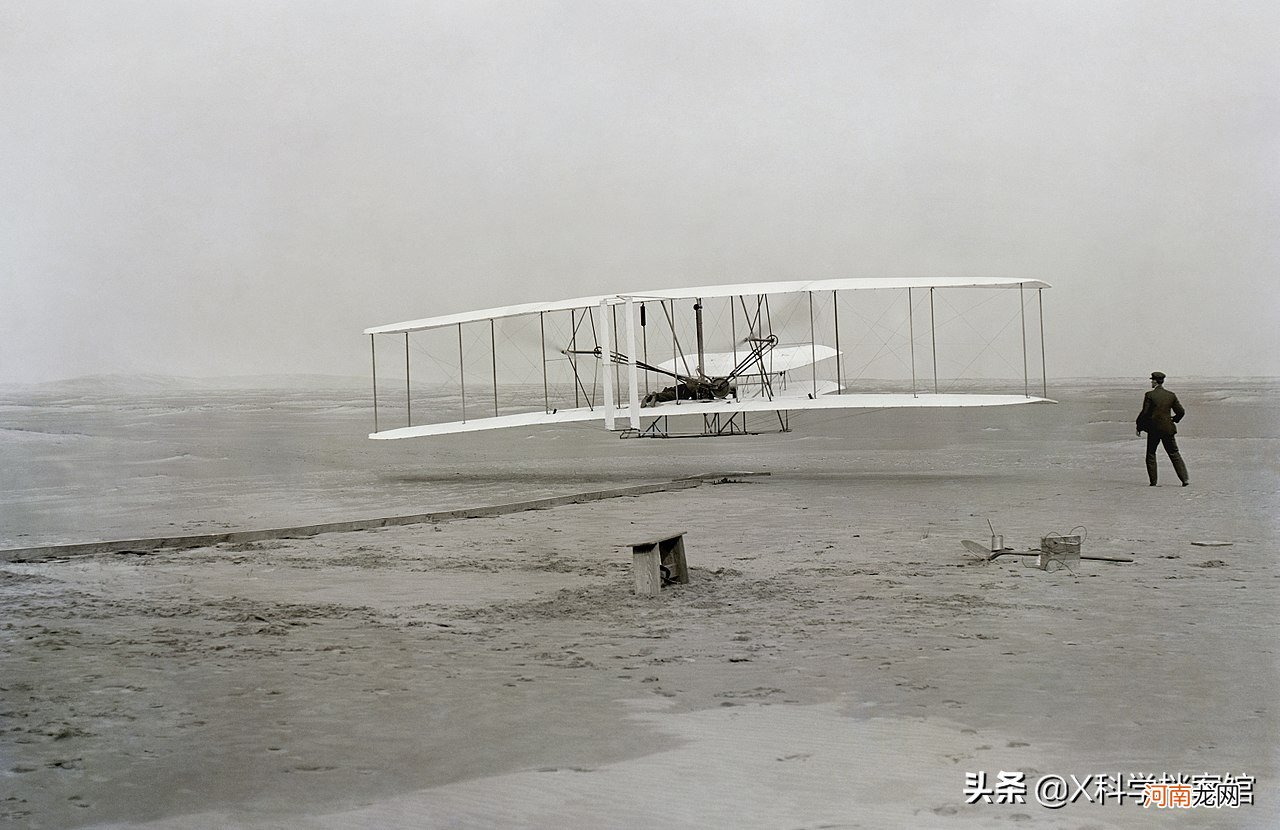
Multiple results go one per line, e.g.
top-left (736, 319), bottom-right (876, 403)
top-left (1136, 428), bottom-right (1142, 437)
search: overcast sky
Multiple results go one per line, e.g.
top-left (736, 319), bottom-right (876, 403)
top-left (2, 0), bottom-right (1277, 384)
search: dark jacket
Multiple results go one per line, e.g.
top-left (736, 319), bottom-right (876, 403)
top-left (1137, 386), bottom-right (1185, 436)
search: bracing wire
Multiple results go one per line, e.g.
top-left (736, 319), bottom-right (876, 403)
top-left (934, 292), bottom-right (1026, 391)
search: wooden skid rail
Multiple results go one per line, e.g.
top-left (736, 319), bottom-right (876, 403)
top-left (1, 478), bottom-right (718, 563)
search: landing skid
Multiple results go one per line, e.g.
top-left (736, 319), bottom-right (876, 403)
top-left (619, 411), bottom-right (791, 439)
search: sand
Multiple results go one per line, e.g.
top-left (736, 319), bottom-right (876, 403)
top-left (1, 378), bottom-right (1277, 828)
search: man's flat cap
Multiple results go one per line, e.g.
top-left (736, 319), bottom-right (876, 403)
top-left (1150, 371), bottom-right (1166, 381)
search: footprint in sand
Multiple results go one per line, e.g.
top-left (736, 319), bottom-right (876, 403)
top-left (46, 759), bottom-right (82, 770)
top-left (715, 686), bottom-right (784, 699)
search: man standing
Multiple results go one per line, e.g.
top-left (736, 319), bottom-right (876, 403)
top-left (1136, 371), bottom-right (1190, 486)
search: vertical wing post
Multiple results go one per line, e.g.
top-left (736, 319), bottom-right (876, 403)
top-left (599, 298), bottom-right (615, 430)
top-left (624, 297), bottom-right (641, 428)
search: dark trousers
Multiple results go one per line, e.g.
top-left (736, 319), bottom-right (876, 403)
top-left (1146, 433), bottom-right (1189, 485)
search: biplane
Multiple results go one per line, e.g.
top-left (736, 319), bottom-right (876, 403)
top-left (364, 277), bottom-right (1053, 439)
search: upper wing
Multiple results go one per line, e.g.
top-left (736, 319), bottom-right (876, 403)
top-left (364, 277), bottom-right (1051, 335)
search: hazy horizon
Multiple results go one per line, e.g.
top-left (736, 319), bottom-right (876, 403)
top-left (4, 370), bottom-right (1275, 393)
top-left (4, 1), bottom-right (1277, 385)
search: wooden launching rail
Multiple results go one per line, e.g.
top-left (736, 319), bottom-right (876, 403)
top-left (0, 472), bottom-right (768, 563)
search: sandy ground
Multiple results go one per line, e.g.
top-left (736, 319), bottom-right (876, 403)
top-left (1, 379), bottom-right (1277, 828)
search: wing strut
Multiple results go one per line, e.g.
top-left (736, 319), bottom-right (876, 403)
top-left (929, 288), bottom-right (938, 394)
top-left (540, 311), bottom-right (549, 413)
top-left (695, 297), bottom-right (706, 378)
top-left (457, 323), bottom-right (467, 422)
top-left (808, 292), bottom-right (817, 395)
top-left (833, 290), bottom-right (842, 395)
top-left (1020, 282), bottom-right (1029, 398)
top-left (490, 319), bottom-right (499, 417)
top-left (624, 297), bottom-right (640, 427)
top-left (370, 334), bottom-right (379, 433)
top-left (600, 298), bottom-right (614, 429)
top-left (908, 288), bottom-right (917, 398)
top-left (1038, 288), bottom-right (1048, 399)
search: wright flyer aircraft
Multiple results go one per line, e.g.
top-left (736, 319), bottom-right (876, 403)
top-left (364, 277), bottom-right (1053, 440)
